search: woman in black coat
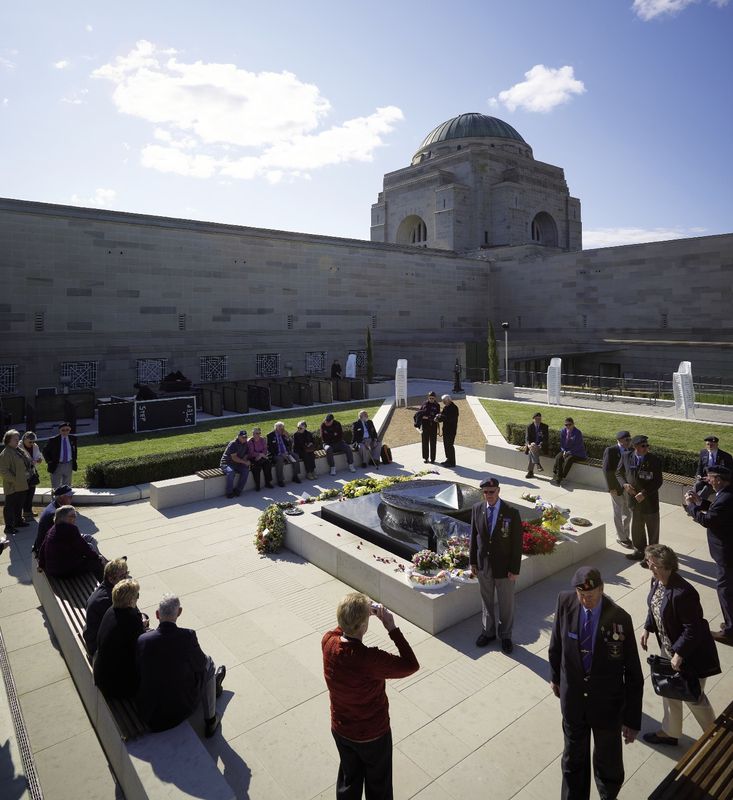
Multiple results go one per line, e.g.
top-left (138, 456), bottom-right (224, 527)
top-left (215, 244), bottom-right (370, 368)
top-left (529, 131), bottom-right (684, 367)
top-left (293, 420), bottom-right (317, 480)
top-left (640, 544), bottom-right (720, 746)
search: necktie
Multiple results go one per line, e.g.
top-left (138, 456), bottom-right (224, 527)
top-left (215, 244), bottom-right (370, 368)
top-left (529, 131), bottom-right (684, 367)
top-left (710, 452), bottom-right (716, 466)
top-left (486, 504), bottom-right (495, 539)
top-left (580, 609), bottom-right (593, 673)
top-left (61, 437), bottom-right (69, 463)
top-left (277, 435), bottom-right (286, 454)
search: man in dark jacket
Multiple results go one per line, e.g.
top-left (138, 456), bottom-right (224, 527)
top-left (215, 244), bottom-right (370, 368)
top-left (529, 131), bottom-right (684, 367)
top-left (616, 434), bottom-right (663, 566)
top-left (266, 421), bottom-right (302, 488)
top-left (37, 505), bottom-right (105, 581)
top-left (693, 435), bottom-right (733, 501)
top-left (42, 422), bottom-right (78, 490)
top-left (33, 484), bottom-right (74, 554)
top-left (549, 566), bottom-right (643, 800)
top-left (437, 394), bottom-right (459, 468)
top-left (469, 476), bottom-right (522, 654)
top-left (602, 431), bottom-right (633, 549)
top-left (83, 558), bottom-right (130, 656)
top-left (136, 594), bottom-right (226, 737)
top-left (351, 410), bottom-right (381, 468)
top-left (684, 464), bottom-right (733, 646)
top-left (524, 412), bottom-right (549, 478)
top-left (320, 414), bottom-right (355, 476)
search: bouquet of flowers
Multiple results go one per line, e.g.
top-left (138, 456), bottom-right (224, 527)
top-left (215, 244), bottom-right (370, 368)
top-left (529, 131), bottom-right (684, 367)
top-left (440, 544), bottom-right (470, 570)
top-left (541, 505), bottom-right (567, 533)
top-left (522, 522), bottom-right (558, 555)
top-left (412, 549), bottom-right (442, 573)
top-left (408, 569), bottom-right (451, 589)
top-left (254, 504), bottom-right (287, 554)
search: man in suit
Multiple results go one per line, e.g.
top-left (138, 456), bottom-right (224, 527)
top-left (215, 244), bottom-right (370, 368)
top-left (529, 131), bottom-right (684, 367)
top-left (352, 410), bottom-right (381, 468)
top-left (266, 421), bottom-right (302, 488)
top-left (33, 484), bottom-right (74, 554)
top-left (684, 464), bottom-right (733, 646)
top-left (136, 594), bottom-right (226, 737)
top-left (693, 435), bottom-right (733, 501)
top-left (602, 431), bottom-right (633, 549)
top-left (42, 421), bottom-right (78, 489)
top-left (552, 418), bottom-right (587, 486)
top-left (525, 411), bottom-right (549, 478)
top-left (437, 394), bottom-right (459, 467)
top-left (469, 476), bottom-right (522, 654)
top-left (549, 567), bottom-right (643, 800)
top-left (616, 434), bottom-right (663, 566)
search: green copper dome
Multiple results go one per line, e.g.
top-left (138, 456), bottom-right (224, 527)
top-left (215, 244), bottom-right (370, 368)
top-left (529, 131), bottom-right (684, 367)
top-left (416, 113), bottom-right (526, 152)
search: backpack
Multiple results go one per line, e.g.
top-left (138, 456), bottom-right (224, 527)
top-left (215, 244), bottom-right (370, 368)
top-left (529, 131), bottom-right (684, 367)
top-left (413, 411), bottom-right (423, 429)
top-left (381, 444), bottom-right (393, 464)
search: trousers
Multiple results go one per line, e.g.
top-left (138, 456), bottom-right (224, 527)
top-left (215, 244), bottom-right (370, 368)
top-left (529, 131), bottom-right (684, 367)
top-left (477, 560), bottom-right (514, 639)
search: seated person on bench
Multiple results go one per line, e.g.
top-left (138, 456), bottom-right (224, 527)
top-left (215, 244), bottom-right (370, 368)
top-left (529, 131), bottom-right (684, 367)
top-left (83, 557), bottom-right (131, 657)
top-left (321, 414), bottom-right (356, 477)
top-left (266, 422), bottom-right (302, 488)
top-left (351, 410), bottom-right (381, 468)
top-left (37, 505), bottom-right (106, 581)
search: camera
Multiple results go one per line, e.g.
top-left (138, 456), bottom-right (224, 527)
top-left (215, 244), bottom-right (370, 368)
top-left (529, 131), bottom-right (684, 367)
top-left (501, 321), bottom-right (510, 330)
top-left (370, 602), bottom-right (381, 614)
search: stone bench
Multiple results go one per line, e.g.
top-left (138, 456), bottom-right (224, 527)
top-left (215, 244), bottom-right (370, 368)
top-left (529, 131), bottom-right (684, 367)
top-left (32, 560), bottom-right (234, 800)
top-left (485, 444), bottom-right (692, 506)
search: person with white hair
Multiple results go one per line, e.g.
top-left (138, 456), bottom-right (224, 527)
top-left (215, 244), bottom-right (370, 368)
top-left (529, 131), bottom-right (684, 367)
top-left (266, 421), bottom-right (302, 488)
top-left (351, 410), bottom-right (381, 468)
top-left (136, 593), bottom-right (227, 737)
top-left (436, 394), bottom-right (459, 468)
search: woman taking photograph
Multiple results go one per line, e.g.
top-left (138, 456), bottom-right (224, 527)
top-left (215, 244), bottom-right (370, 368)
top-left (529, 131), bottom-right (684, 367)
top-left (640, 544), bottom-right (720, 746)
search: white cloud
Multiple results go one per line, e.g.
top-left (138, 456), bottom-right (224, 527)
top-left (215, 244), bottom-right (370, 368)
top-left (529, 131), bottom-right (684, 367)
top-left (632, 0), bottom-right (729, 19)
top-left (489, 65), bottom-right (585, 113)
top-left (69, 188), bottom-right (117, 208)
top-left (85, 24), bottom-right (93, 32)
top-left (54, 59), bottom-right (69, 70)
top-left (0, 56), bottom-right (16, 71)
top-left (583, 226), bottom-right (707, 248)
top-left (2, 98), bottom-right (8, 107)
top-left (93, 40), bottom-right (403, 181)
top-left (61, 88), bottom-right (88, 105)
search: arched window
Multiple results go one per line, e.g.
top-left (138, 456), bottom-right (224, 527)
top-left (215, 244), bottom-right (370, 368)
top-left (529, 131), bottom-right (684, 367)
top-left (530, 212), bottom-right (558, 247)
top-left (396, 215), bottom-right (428, 246)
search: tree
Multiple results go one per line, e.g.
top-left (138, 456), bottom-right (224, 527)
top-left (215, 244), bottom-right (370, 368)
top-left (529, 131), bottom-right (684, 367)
top-left (366, 327), bottom-right (374, 383)
top-left (488, 321), bottom-right (499, 384)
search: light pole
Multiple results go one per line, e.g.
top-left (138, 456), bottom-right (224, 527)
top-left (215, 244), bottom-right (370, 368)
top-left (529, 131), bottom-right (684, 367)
top-left (501, 322), bottom-right (510, 383)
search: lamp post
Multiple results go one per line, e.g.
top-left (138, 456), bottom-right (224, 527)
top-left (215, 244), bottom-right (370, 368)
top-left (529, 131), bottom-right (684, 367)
top-left (501, 322), bottom-right (510, 383)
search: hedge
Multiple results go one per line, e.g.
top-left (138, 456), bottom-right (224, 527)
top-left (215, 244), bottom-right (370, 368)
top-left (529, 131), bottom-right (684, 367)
top-left (505, 423), bottom-right (698, 477)
top-left (85, 430), bottom-right (354, 488)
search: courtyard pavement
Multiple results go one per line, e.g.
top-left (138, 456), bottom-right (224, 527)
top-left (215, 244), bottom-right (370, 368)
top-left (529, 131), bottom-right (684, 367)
top-left (1, 440), bottom-right (732, 799)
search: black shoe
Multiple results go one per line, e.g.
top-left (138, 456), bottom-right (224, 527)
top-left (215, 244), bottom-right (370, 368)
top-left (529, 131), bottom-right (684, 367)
top-left (423, 459), bottom-right (429, 464)
top-left (440, 460), bottom-right (450, 466)
top-left (643, 732), bottom-right (678, 746)
top-left (254, 484), bottom-right (260, 491)
top-left (711, 630), bottom-right (733, 646)
top-left (215, 665), bottom-right (226, 698)
top-left (536, 464), bottom-right (544, 472)
top-left (204, 715), bottom-right (220, 738)
top-left (226, 492), bottom-right (234, 499)
top-left (550, 478), bottom-right (560, 486)
top-left (265, 483), bottom-right (273, 489)
top-left (640, 559), bottom-right (649, 569)
top-left (616, 538), bottom-right (634, 550)
top-left (293, 476), bottom-right (301, 484)
top-left (277, 481), bottom-right (285, 488)
top-left (0, 537), bottom-right (8, 555)
top-left (525, 472), bottom-right (534, 479)
top-left (3, 527), bottom-right (16, 536)
top-left (626, 551), bottom-right (644, 561)
top-left (501, 639), bottom-right (513, 654)
top-left (475, 633), bottom-right (496, 647)
top-left (15, 521), bottom-right (29, 528)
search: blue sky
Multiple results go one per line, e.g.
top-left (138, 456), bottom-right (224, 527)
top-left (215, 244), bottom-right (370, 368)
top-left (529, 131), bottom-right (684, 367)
top-left (1, 0), bottom-right (731, 247)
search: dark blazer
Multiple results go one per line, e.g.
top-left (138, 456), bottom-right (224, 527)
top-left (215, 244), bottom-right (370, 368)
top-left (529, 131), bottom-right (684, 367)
top-left (37, 521), bottom-right (102, 578)
top-left (320, 420), bottom-right (346, 446)
top-left (616, 450), bottom-right (663, 513)
top-left (643, 572), bottom-right (721, 679)
top-left (695, 448), bottom-right (733, 480)
top-left (136, 621), bottom-right (208, 732)
top-left (93, 606), bottom-right (145, 698)
top-left (688, 484), bottom-right (733, 554)
top-left (469, 498), bottom-right (522, 578)
top-left (83, 581), bottom-right (114, 656)
top-left (436, 403), bottom-right (459, 436)
top-left (42, 433), bottom-right (78, 475)
top-left (418, 400), bottom-right (441, 428)
top-left (351, 418), bottom-right (378, 445)
top-left (549, 592), bottom-right (643, 730)
top-left (293, 429), bottom-right (316, 457)
top-left (33, 499), bottom-right (60, 554)
top-left (266, 430), bottom-right (295, 458)
top-left (602, 444), bottom-right (629, 492)
top-left (525, 421), bottom-right (549, 454)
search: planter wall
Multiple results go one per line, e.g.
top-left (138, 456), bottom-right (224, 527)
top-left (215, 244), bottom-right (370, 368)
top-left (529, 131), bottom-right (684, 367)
top-left (472, 382), bottom-right (515, 400)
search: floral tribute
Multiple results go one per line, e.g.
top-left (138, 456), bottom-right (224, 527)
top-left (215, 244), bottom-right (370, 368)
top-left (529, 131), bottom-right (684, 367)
top-left (254, 504), bottom-right (287, 554)
top-left (521, 522), bottom-right (558, 555)
top-left (541, 505), bottom-right (567, 533)
top-left (412, 549), bottom-right (442, 572)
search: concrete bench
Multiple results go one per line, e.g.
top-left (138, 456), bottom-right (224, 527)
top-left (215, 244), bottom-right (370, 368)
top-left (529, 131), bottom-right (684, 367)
top-left (485, 444), bottom-right (692, 506)
top-left (32, 560), bottom-right (234, 800)
top-left (650, 698), bottom-right (733, 799)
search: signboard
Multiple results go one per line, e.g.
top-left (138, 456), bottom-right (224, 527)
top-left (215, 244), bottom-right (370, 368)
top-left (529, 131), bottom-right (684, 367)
top-left (672, 361), bottom-right (695, 419)
top-left (134, 396), bottom-right (196, 432)
top-left (547, 357), bottom-right (562, 405)
top-left (395, 358), bottom-right (408, 407)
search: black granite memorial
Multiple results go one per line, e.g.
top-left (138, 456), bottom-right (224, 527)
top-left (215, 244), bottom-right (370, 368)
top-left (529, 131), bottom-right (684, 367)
top-left (320, 479), bottom-right (482, 560)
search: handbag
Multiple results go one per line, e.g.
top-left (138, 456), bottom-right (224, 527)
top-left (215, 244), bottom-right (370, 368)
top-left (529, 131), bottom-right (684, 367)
top-left (647, 655), bottom-right (702, 703)
top-left (28, 467), bottom-right (41, 486)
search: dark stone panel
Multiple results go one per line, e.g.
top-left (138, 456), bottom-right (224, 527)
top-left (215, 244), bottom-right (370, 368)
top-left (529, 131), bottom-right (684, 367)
top-left (221, 308), bottom-right (274, 315)
top-left (0, 304), bottom-right (10, 312)
top-left (140, 307), bottom-right (176, 314)
top-left (117, 289), bottom-right (140, 298)
top-left (303, 309), bottom-right (352, 315)
top-left (212, 315), bottom-right (231, 322)
top-left (306, 322), bottom-right (322, 328)
top-left (67, 321), bottom-right (92, 331)
top-left (67, 288), bottom-right (92, 296)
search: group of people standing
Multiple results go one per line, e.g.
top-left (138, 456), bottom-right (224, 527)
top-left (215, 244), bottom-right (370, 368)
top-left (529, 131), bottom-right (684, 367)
top-left (415, 391), bottom-right (459, 467)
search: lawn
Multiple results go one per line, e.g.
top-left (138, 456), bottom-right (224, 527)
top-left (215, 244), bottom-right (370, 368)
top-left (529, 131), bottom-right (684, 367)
top-left (479, 399), bottom-right (730, 455)
top-left (56, 401), bottom-right (383, 485)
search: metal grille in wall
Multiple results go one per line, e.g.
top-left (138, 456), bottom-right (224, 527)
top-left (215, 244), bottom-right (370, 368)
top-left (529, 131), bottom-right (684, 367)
top-left (136, 358), bottom-right (168, 385)
top-left (0, 364), bottom-right (17, 394)
top-left (349, 350), bottom-right (368, 370)
top-left (256, 353), bottom-right (280, 377)
top-left (200, 356), bottom-right (228, 382)
top-left (61, 360), bottom-right (98, 389)
top-left (305, 351), bottom-right (327, 374)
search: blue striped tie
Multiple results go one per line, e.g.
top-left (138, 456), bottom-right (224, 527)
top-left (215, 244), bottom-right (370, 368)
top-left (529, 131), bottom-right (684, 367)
top-left (486, 504), bottom-right (494, 540)
top-left (580, 609), bottom-right (593, 673)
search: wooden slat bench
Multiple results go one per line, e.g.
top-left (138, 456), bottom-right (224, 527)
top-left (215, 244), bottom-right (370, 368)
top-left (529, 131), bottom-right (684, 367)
top-left (32, 560), bottom-right (234, 799)
top-left (650, 699), bottom-right (733, 799)
top-left (195, 450), bottom-right (331, 481)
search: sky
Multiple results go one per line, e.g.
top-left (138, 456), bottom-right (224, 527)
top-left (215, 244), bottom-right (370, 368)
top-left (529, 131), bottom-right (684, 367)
top-left (1, 0), bottom-right (732, 248)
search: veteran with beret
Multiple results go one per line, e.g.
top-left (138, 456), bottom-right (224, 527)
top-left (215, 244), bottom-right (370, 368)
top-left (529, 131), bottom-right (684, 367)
top-left (693, 435), bottom-right (733, 502)
top-left (548, 566), bottom-right (643, 800)
top-left (602, 431), bottom-right (633, 550)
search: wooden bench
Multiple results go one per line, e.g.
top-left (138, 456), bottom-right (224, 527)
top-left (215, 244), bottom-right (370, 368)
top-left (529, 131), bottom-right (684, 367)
top-left (650, 699), bottom-right (733, 799)
top-left (32, 560), bottom-right (234, 799)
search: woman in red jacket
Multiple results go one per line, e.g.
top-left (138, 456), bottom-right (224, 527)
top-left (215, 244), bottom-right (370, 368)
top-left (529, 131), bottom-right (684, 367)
top-left (322, 593), bottom-right (419, 799)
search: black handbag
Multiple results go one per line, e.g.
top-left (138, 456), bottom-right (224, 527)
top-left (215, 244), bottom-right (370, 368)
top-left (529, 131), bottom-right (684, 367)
top-left (647, 655), bottom-right (702, 703)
